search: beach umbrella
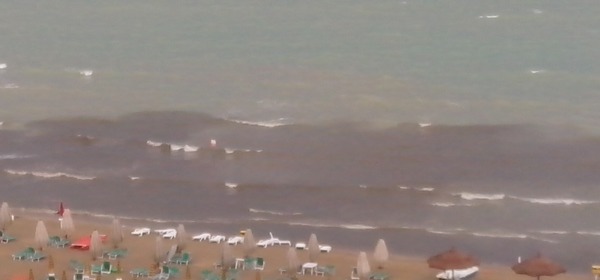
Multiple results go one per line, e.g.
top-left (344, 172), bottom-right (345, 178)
top-left (308, 233), bottom-right (320, 262)
top-left (373, 239), bottom-right (389, 269)
top-left (428, 247), bottom-right (479, 280)
top-left (110, 218), bottom-right (123, 248)
top-left (512, 253), bottom-right (566, 280)
top-left (243, 229), bottom-right (257, 257)
top-left (61, 209), bottom-right (75, 239)
top-left (35, 220), bottom-right (50, 251)
top-left (287, 247), bottom-right (300, 278)
top-left (153, 236), bottom-right (165, 264)
top-left (177, 224), bottom-right (187, 252)
top-left (166, 244), bottom-right (178, 263)
top-left (0, 202), bottom-right (12, 230)
top-left (221, 243), bottom-right (235, 268)
top-left (357, 251), bottom-right (371, 280)
top-left (90, 230), bottom-right (102, 260)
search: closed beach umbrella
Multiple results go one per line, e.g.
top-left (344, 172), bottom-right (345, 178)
top-left (287, 247), bottom-right (300, 277)
top-left (177, 224), bottom-right (187, 251)
top-left (111, 218), bottom-right (123, 248)
top-left (166, 244), bottom-right (178, 263)
top-left (61, 209), bottom-right (75, 239)
top-left (243, 229), bottom-right (257, 257)
top-left (357, 251), bottom-right (371, 280)
top-left (428, 247), bottom-right (479, 280)
top-left (373, 239), bottom-right (389, 269)
top-left (35, 220), bottom-right (50, 251)
top-left (221, 243), bottom-right (234, 268)
top-left (0, 202), bottom-right (12, 230)
top-left (90, 230), bottom-right (102, 260)
top-left (512, 253), bottom-right (566, 280)
top-left (154, 236), bottom-right (165, 264)
top-left (308, 233), bottom-right (320, 262)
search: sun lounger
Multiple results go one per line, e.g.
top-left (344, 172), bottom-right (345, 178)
top-left (100, 261), bottom-right (112, 274)
top-left (70, 260), bottom-right (85, 273)
top-left (436, 266), bottom-right (479, 280)
top-left (105, 248), bottom-right (127, 260)
top-left (255, 257), bottom-right (265, 270)
top-left (201, 270), bottom-right (219, 280)
top-left (172, 252), bottom-right (191, 265)
top-left (316, 265), bottom-right (336, 277)
top-left (12, 247), bottom-right (35, 260)
top-left (29, 252), bottom-right (46, 261)
top-left (2, 233), bottom-right (17, 243)
top-left (369, 272), bottom-right (390, 280)
top-left (209, 235), bottom-right (226, 243)
top-left (319, 245), bottom-right (332, 253)
top-left (90, 264), bottom-right (102, 275)
top-left (350, 267), bottom-right (360, 280)
top-left (192, 233), bottom-right (212, 241)
top-left (131, 227), bottom-right (151, 236)
top-left (49, 236), bottom-right (71, 248)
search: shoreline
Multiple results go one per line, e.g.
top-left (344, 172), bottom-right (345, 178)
top-left (0, 207), bottom-right (590, 280)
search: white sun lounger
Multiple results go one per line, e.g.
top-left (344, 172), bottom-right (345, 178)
top-left (192, 233), bottom-right (212, 241)
top-left (436, 266), bottom-right (479, 280)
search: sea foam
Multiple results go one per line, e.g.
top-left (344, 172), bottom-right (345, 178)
top-left (456, 192), bottom-right (505, 200)
top-left (4, 169), bottom-right (95, 180)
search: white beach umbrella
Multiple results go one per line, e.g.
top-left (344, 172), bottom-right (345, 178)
top-left (154, 236), bottom-right (165, 264)
top-left (166, 244), bottom-right (178, 263)
top-left (111, 218), bottom-right (124, 248)
top-left (287, 247), bottom-right (300, 276)
top-left (373, 239), bottom-right (389, 269)
top-left (221, 243), bottom-right (234, 268)
top-left (177, 224), bottom-right (187, 251)
top-left (61, 209), bottom-right (75, 239)
top-left (0, 202), bottom-right (12, 230)
top-left (90, 230), bottom-right (102, 260)
top-left (35, 220), bottom-right (50, 251)
top-left (357, 251), bottom-right (371, 280)
top-left (243, 229), bottom-right (257, 257)
top-left (308, 233), bottom-right (320, 263)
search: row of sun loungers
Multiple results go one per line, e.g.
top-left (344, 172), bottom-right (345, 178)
top-left (12, 247), bottom-right (46, 261)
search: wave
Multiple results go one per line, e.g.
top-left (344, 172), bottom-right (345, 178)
top-left (2, 83), bottom-right (19, 89)
top-left (287, 221), bottom-right (376, 230)
top-left (228, 118), bottom-right (289, 128)
top-left (456, 192), bottom-right (505, 201)
top-left (471, 231), bottom-right (558, 243)
top-left (431, 202), bottom-right (474, 207)
top-left (576, 231), bottom-right (600, 237)
top-left (129, 176), bottom-right (142, 181)
top-left (225, 182), bottom-right (238, 188)
top-left (426, 228), bottom-right (457, 235)
top-left (0, 154), bottom-right (33, 160)
top-left (4, 169), bottom-right (95, 180)
top-left (146, 140), bottom-right (199, 152)
top-left (479, 15), bottom-right (499, 19)
top-left (397, 185), bottom-right (435, 192)
top-left (224, 148), bottom-right (263, 154)
top-left (510, 196), bottom-right (598, 205)
top-left (534, 230), bottom-right (569, 235)
top-left (249, 208), bottom-right (302, 216)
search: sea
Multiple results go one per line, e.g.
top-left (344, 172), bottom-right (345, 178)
top-left (1, 0), bottom-right (600, 273)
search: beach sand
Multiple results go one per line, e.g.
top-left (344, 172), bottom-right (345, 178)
top-left (0, 210), bottom-right (590, 280)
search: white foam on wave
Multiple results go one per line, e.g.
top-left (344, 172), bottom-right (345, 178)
top-left (431, 202), bottom-right (474, 207)
top-left (472, 231), bottom-right (528, 239)
top-left (0, 63), bottom-right (6, 70)
top-left (2, 83), bottom-right (19, 89)
top-left (529, 69), bottom-right (546, 74)
top-left (224, 148), bottom-right (263, 154)
top-left (535, 230), bottom-right (569, 235)
top-left (397, 185), bottom-right (435, 192)
top-left (0, 154), bottom-right (33, 160)
top-left (146, 140), bottom-right (199, 152)
top-left (576, 231), bottom-right (600, 236)
top-left (533, 9), bottom-right (543, 14)
top-left (129, 176), bottom-right (142, 181)
top-left (479, 15), bottom-right (499, 19)
top-left (249, 208), bottom-right (302, 216)
top-left (511, 196), bottom-right (598, 205)
top-left (426, 228), bottom-right (457, 235)
top-left (287, 221), bottom-right (376, 230)
top-left (229, 118), bottom-right (288, 128)
top-left (456, 192), bottom-right (505, 201)
top-left (225, 182), bottom-right (238, 188)
top-left (79, 69), bottom-right (93, 77)
top-left (4, 169), bottom-right (95, 180)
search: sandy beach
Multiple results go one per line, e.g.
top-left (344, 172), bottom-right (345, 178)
top-left (0, 208), bottom-right (590, 280)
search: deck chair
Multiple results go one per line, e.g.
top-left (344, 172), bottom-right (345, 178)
top-left (12, 247), bottom-right (35, 260)
top-left (73, 273), bottom-right (83, 280)
top-left (100, 261), bottom-right (112, 274)
top-left (174, 252), bottom-right (191, 265)
top-left (90, 264), bottom-right (102, 275)
top-left (201, 270), bottom-right (219, 280)
top-left (29, 251), bottom-right (47, 261)
top-left (2, 233), bottom-right (17, 243)
top-left (47, 273), bottom-right (57, 280)
top-left (350, 267), bottom-right (360, 280)
top-left (316, 265), bottom-right (336, 277)
top-left (254, 257), bottom-right (265, 270)
top-left (70, 260), bottom-right (85, 273)
top-left (130, 268), bottom-right (150, 278)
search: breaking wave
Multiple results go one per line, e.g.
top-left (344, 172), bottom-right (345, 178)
top-left (228, 118), bottom-right (289, 128)
top-left (456, 192), bottom-right (505, 201)
top-left (4, 169), bottom-right (96, 180)
top-left (0, 154), bottom-right (33, 160)
top-left (146, 140), bottom-right (199, 152)
top-left (510, 196), bottom-right (598, 205)
top-left (249, 208), bottom-right (302, 216)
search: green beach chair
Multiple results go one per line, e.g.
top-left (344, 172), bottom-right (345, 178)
top-left (130, 268), bottom-right (150, 278)
top-left (101, 261), bottom-right (113, 274)
top-left (12, 247), bottom-right (35, 260)
top-left (107, 248), bottom-right (127, 260)
top-left (254, 257), bottom-right (265, 270)
top-left (91, 264), bottom-right (102, 275)
top-left (2, 233), bottom-right (17, 243)
top-left (174, 252), bottom-right (191, 265)
top-left (29, 251), bottom-right (47, 261)
top-left (70, 260), bottom-right (85, 274)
